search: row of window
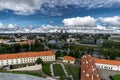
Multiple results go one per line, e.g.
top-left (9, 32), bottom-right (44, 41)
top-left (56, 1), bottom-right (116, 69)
top-left (0, 56), bottom-right (55, 66)
top-left (97, 65), bottom-right (113, 70)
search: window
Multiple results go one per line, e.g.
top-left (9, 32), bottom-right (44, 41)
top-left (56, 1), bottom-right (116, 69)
top-left (21, 59), bottom-right (23, 63)
top-left (16, 59), bottom-right (18, 64)
top-left (101, 66), bottom-right (103, 69)
top-left (11, 60), bottom-right (13, 64)
top-left (111, 67), bottom-right (112, 70)
top-left (6, 60), bottom-right (8, 65)
top-left (1, 62), bottom-right (3, 66)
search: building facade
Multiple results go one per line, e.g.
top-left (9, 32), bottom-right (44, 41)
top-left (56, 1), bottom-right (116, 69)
top-left (94, 58), bottom-right (120, 71)
top-left (63, 56), bottom-right (75, 64)
top-left (0, 51), bottom-right (55, 67)
top-left (81, 54), bottom-right (120, 80)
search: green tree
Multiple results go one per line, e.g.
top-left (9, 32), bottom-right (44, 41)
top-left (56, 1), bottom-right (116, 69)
top-left (20, 44), bottom-right (29, 52)
top-left (55, 50), bottom-right (62, 57)
top-left (34, 43), bottom-right (44, 51)
top-left (35, 58), bottom-right (43, 64)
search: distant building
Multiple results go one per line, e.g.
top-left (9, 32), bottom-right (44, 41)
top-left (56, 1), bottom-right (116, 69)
top-left (109, 34), bottom-right (120, 42)
top-left (66, 38), bottom-right (77, 43)
top-left (48, 40), bottom-right (57, 44)
top-left (0, 39), bottom-right (10, 44)
top-left (18, 40), bottom-right (35, 45)
top-left (96, 39), bottom-right (104, 45)
top-left (36, 36), bottom-right (45, 41)
top-left (0, 51), bottom-right (55, 67)
top-left (81, 37), bottom-right (95, 44)
top-left (63, 56), bottom-right (75, 64)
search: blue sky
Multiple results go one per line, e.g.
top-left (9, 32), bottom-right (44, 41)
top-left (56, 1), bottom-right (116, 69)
top-left (0, 0), bottom-right (120, 27)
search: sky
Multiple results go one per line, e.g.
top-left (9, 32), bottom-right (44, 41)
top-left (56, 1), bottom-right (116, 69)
top-left (0, 0), bottom-right (120, 29)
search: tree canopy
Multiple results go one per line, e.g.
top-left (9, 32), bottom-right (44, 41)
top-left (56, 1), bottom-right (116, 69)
top-left (35, 58), bottom-right (43, 64)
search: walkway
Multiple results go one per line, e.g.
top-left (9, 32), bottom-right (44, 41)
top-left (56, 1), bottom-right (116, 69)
top-left (50, 62), bottom-right (73, 80)
top-left (98, 69), bottom-right (120, 80)
top-left (37, 70), bottom-right (50, 78)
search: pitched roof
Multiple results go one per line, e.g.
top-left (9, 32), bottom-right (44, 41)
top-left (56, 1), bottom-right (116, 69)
top-left (64, 56), bottom-right (75, 61)
top-left (94, 58), bottom-right (120, 66)
top-left (81, 55), bottom-right (101, 80)
top-left (0, 51), bottom-right (55, 60)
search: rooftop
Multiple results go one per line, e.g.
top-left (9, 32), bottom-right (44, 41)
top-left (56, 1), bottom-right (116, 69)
top-left (0, 51), bottom-right (55, 60)
top-left (94, 58), bottom-right (120, 66)
top-left (18, 40), bottom-right (34, 45)
top-left (64, 56), bottom-right (75, 61)
top-left (81, 55), bottom-right (101, 80)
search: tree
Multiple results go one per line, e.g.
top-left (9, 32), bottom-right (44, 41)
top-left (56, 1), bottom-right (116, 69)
top-left (63, 51), bottom-right (67, 56)
top-left (20, 44), bottom-right (29, 52)
top-left (55, 50), bottom-right (62, 57)
top-left (35, 58), bottom-right (43, 64)
top-left (33, 43), bottom-right (44, 51)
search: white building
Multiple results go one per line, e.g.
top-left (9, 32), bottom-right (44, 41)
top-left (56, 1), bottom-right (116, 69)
top-left (82, 55), bottom-right (120, 72)
top-left (0, 51), bottom-right (55, 67)
top-left (63, 56), bottom-right (75, 64)
top-left (66, 38), bottom-right (77, 43)
top-left (94, 58), bottom-right (120, 71)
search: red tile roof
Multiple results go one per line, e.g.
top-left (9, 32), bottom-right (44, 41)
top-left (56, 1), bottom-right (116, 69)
top-left (81, 55), bottom-right (101, 80)
top-left (64, 56), bottom-right (75, 61)
top-left (0, 51), bottom-right (55, 60)
top-left (94, 58), bottom-right (120, 66)
top-left (19, 40), bottom-right (34, 45)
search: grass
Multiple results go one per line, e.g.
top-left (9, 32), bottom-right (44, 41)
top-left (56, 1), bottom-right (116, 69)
top-left (69, 66), bottom-right (79, 75)
top-left (42, 62), bottom-right (51, 76)
top-left (69, 66), bottom-right (80, 79)
top-left (64, 64), bottom-right (80, 80)
top-left (53, 64), bottom-right (66, 80)
top-left (0, 70), bottom-right (42, 77)
top-left (53, 64), bottom-right (65, 76)
top-left (112, 74), bottom-right (120, 80)
top-left (64, 65), bottom-right (72, 75)
top-left (42, 62), bottom-right (73, 80)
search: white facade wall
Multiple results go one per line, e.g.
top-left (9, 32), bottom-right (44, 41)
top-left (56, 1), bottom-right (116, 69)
top-left (10, 64), bottom-right (42, 71)
top-left (95, 63), bottom-right (120, 71)
top-left (0, 55), bottom-right (55, 67)
top-left (63, 60), bottom-right (75, 64)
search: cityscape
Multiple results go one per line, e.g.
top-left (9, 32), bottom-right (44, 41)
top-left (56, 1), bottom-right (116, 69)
top-left (0, 0), bottom-right (120, 80)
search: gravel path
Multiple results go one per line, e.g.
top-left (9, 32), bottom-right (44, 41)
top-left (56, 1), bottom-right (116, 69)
top-left (98, 69), bottom-right (120, 80)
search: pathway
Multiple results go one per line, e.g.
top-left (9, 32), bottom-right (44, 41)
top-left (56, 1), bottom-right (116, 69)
top-left (50, 62), bottom-right (73, 80)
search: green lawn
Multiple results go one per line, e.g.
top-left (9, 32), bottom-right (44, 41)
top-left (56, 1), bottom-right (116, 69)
top-left (112, 74), bottom-right (120, 80)
top-left (42, 62), bottom-right (51, 76)
top-left (53, 64), bottom-right (74, 80)
top-left (53, 64), bottom-right (66, 80)
top-left (64, 64), bottom-right (80, 80)
top-left (0, 70), bottom-right (42, 77)
top-left (64, 65), bottom-right (72, 75)
top-left (69, 66), bottom-right (79, 76)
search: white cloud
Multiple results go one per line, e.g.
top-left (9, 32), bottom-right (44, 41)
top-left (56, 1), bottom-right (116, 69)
top-left (0, 23), bottom-right (17, 28)
top-left (0, 0), bottom-right (120, 15)
top-left (0, 23), bottom-right (4, 28)
top-left (44, 0), bottom-right (120, 8)
top-left (99, 16), bottom-right (120, 26)
top-left (62, 16), bottom-right (96, 27)
top-left (0, 0), bottom-right (44, 15)
top-left (8, 24), bottom-right (16, 28)
top-left (96, 25), bottom-right (106, 30)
